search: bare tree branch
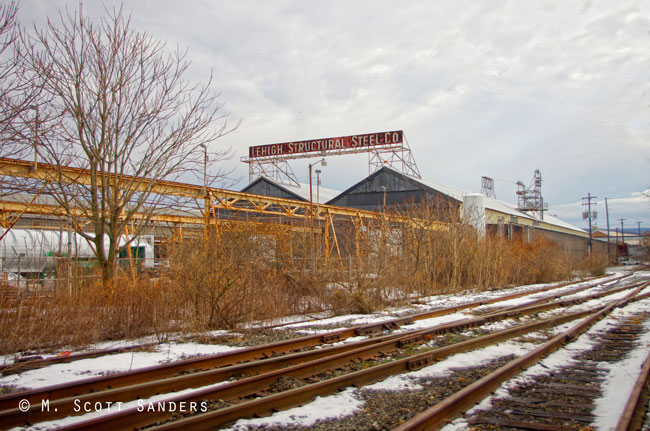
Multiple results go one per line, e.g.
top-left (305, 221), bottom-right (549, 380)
top-left (0, 1), bottom-right (44, 159)
top-left (22, 4), bottom-right (237, 284)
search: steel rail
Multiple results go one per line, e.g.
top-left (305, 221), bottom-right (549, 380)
top-left (392, 282), bottom-right (650, 431)
top-left (0, 275), bottom-right (607, 414)
top-left (474, 273), bottom-right (632, 316)
top-left (39, 280), bottom-right (641, 431)
top-left (0, 342), bottom-right (160, 375)
top-left (137, 306), bottom-right (617, 431)
top-left (615, 347), bottom-right (650, 431)
top-left (57, 307), bottom-right (602, 431)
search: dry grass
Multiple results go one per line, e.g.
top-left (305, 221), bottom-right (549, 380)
top-left (0, 273), bottom-right (181, 356)
top-left (0, 208), bottom-right (605, 356)
top-left (575, 251), bottom-right (609, 276)
top-left (161, 232), bottom-right (300, 331)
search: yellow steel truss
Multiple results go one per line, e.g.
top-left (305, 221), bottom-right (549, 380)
top-left (0, 157), bottom-right (447, 258)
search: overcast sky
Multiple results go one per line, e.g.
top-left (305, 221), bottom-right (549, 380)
top-left (17, 0), bottom-right (650, 231)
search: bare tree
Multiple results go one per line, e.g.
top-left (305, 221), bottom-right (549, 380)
top-left (22, 5), bottom-right (235, 284)
top-left (0, 1), bottom-right (43, 159)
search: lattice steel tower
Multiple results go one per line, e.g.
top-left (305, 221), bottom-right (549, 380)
top-left (480, 176), bottom-right (496, 198)
top-left (516, 169), bottom-right (547, 220)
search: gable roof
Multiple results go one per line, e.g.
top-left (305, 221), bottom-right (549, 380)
top-left (329, 166), bottom-right (585, 235)
top-left (242, 176), bottom-right (340, 204)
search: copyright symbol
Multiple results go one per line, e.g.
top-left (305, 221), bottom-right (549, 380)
top-left (18, 399), bottom-right (30, 412)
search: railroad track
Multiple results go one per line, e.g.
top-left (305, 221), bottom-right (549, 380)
top-left (0, 342), bottom-right (161, 376)
top-left (393, 279), bottom-right (650, 431)
top-left (464, 311), bottom-right (650, 430)
top-left (0, 272), bottom-right (646, 430)
top-left (0, 275), bottom-right (609, 381)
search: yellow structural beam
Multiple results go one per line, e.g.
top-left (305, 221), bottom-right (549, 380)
top-left (0, 200), bottom-right (322, 236)
top-left (0, 200), bottom-right (202, 225)
top-left (0, 157), bottom-right (448, 230)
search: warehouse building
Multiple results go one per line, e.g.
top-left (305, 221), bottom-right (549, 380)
top-left (325, 167), bottom-right (606, 258)
top-left (241, 176), bottom-right (340, 204)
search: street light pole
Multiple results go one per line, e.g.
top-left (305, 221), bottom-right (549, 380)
top-left (199, 144), bottom-right (207, 191)
top-left (199, 144), bottom-right (208, 240)
top-left (619, 218), bottom-right (627, 256)
top-left (315, 169), bottom-right (321, 204)
top-left (28, 105), bottom-right (38, 172)
top-left (308, 158), bottom-right (327, 204)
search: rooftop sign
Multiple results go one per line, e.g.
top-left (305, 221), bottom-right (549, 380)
top-left (248, 130), bottom-right (403, 159)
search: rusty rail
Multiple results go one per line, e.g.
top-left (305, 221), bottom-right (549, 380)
top-left (63, 307), bottom-right (604, 431)
top-left (615, 348), bottom-right (650, 431)
top-left (0, 342), bottom-right (160, 375)
top-left (52, 280), bottom-right (642, 430)
top-left (0, 275), bottom-right (610, 413)
top-left (0, 274), bottom-right (632, 429)
top-left (392, 282), bottom-right (649, 431)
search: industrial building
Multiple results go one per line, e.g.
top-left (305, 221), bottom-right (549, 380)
top-left (327, 167), bottom-right (607, 258)
top-left (241, 176), bottom-right (340, 204)
top-left (242, 166), bottom-right (609, 259)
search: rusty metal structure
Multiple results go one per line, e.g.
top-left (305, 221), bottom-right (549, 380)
top-left (0, 157), bottom-right (445, 261)
top-left (241, 130), bottom-right (421, 185)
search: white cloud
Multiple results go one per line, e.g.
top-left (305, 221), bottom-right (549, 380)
top-left (15, 0), bottom-right (650, 227)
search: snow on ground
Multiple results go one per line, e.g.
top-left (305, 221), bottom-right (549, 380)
top-left (224, 388), bottom-right (364, 431)
top-left (283, 274), bottom-right (618, 335)
top-left (11, 379), bottom-right (233, 431)
top-left (593, 299), bottom-right (650, 430)
top-left (442, 292), bottom-right (650, 431)
top-left (3, 276), bottom-right (596, 390)
top-left (0, 330), bottom-right (233, 367)
top-left (364, 339), bottom-right (538, 392)
top-left (224, 273), bottom-right (647, 431)
top-left (470, 272), bottom-right (626, 313)
top-left (2, 268), bottom-right (643, 430)
top-left (0, 342), bottom-right (240, 389)
top-left (226, 321), bottom-right (583, 430)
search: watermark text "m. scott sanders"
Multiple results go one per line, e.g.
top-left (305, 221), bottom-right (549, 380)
top-left (38, 399), bottom-right (209, 413)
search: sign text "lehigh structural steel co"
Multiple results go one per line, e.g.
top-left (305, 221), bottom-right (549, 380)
top-left (248, 130), bottom-right (403, 159)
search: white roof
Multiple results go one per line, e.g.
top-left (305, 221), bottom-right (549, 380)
top-left (281, 181), bottom-right (341, 204)
top-left (395, 169), bottom-right (585, 234)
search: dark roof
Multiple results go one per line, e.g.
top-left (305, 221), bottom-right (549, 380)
top-left (241, 176), bottom-right (307, 202)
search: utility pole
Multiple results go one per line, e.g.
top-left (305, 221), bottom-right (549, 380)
top-left (618, 218), bottom-right (627, 256)
top-left (582, 193), bottom-right (597, 255)
top-left (605, 198), bottom-right (611, 260)
top-left (636, 221), bottom-right (642, 242)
